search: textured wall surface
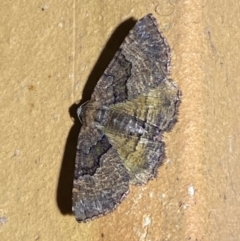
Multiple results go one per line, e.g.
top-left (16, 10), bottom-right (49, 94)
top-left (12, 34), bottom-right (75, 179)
top-left (1, 0), bottom-right (240, 240)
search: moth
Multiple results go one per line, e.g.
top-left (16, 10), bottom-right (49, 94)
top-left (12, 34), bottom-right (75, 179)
top-left (72, 14), bottom-right (180, 222)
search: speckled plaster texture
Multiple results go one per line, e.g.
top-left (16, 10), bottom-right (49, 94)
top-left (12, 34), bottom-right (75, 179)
top-left (1, 0), bottom-right (240, 240)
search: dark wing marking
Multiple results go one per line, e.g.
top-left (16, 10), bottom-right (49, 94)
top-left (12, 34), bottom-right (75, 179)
top-left (92, 14), bottom-right (170, 105)
top-left (73, 129), bottom-right (129, 222)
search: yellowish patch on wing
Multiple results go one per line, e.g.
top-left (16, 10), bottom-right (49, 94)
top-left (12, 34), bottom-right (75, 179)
top-left (110, 79), bottom-right (178, 127)
top-left (104, 130), bottom-right (157, 184)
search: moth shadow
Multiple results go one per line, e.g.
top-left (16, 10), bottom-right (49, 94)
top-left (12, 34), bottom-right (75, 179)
top-left (56, 17), bottom-right (137, 215)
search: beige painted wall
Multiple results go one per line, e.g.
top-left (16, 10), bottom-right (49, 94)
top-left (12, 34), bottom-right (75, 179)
top-left (1, 0), bottom-right (240, 240)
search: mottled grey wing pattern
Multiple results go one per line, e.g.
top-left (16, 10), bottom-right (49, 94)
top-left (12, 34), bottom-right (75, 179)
top-left (73, 14), bottom-right (180, 222)
top-left (91, 14), bottom-right (170, 105)
top-left (73, 128), bottom-right (129, 222)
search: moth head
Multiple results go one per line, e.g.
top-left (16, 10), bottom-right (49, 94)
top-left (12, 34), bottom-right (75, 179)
top-left (77, 101), bottom-right (89, 124)
top-left (77, 100), bottom-right (103, 125)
